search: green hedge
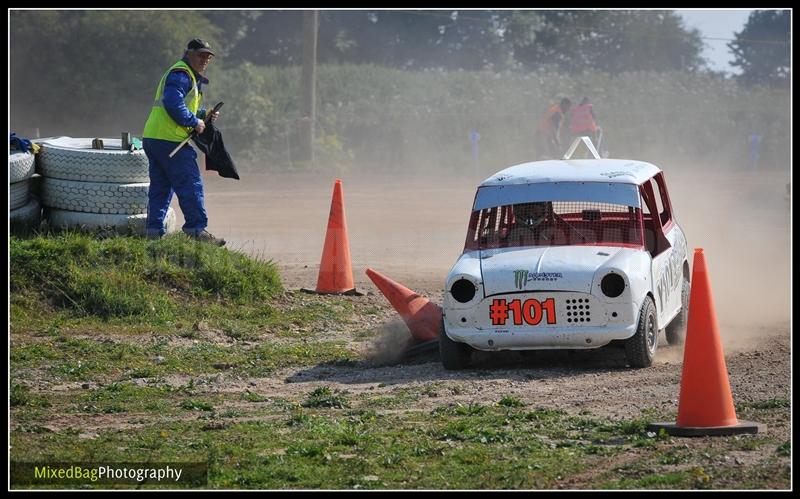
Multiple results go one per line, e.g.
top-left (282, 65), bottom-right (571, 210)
top-left (207, 64), bottom-right (789, 173)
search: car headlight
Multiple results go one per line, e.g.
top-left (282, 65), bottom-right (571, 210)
top-left (600, 272), bottom-right (626, 298)
top-left (450, 278), bottom-right (477, 303)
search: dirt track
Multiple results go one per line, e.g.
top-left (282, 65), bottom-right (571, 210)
top-left (179, 167), bottom-right (792, 412)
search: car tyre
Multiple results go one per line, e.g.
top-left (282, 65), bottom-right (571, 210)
top-left (666, 277), bottom-right (690, 345)
top-left (38, 137), bottom-right (150, 183)
top-left (9, 150), bottom-right (36, 183)
top-left (440, 323), bottom-right (472, 370)
top-left (40, 177), bottom-right (149, 215)
top-left (10, 197), bottom-right (42, 235)
top-left (44, 207), bottom-right (177, 236)
top-left (625, 296), bottom-right (658, 368)
top-left (10, 180), bottom-right (30, 210)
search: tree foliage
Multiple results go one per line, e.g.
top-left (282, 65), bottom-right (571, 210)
top-left (508, 10), bottom-right (706, 73)
top-left (728, 10), bottom-right (790, 87)
top-left (10, 10), bottom-right (219, 132)
top-left (218, 10), bottom-right (706, 73)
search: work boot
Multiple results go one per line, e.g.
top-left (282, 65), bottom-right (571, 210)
top-left (192, 230), bottom-right (226, 246)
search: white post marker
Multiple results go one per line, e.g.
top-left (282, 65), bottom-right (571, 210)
top-left (168, 133), bottom-right (194, 158)
top-left (563, 136), bottom-right (601, 160)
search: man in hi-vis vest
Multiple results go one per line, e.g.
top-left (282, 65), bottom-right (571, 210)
top-left (142, 38), bottom-right (224, 246)
top-left (568, 96), bottom-right (601, 149)
top-left (534, 97), bottom-right (571, 160)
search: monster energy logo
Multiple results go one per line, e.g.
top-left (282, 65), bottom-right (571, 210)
top-left (514, 270), bottom-right (563, 289)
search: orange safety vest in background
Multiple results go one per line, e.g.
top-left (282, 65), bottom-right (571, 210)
top-left (569, 103), bottom-right (597, 134)
top-left (537, 105), bottom-right (563, 135)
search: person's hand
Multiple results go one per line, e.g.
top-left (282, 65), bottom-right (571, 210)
top-left (208, 110), bottom-right (220, 124)
top-left (195, 120), bottom-right (206, 134)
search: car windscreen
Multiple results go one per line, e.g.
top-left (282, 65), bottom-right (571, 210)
top-left (472, 182), bottom-right (641, 211)
top-left (464, 200), bottom-right (643, 250)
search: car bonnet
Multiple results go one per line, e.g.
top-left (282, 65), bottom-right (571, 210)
top-left (479, 245), bottom-right (625, 295)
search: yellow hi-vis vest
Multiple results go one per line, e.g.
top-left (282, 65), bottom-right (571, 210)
top-left (142, 60), bottom-right (201, 142)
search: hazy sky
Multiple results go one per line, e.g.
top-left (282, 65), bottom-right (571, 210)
top-left (675, 9), bottom-right (756, 74)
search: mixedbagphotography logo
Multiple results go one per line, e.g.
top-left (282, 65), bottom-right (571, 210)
top-left (11, 462), bottom-right (208, 488)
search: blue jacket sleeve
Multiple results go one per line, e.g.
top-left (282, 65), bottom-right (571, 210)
top-left (162, 70), bottom-right (200, 128)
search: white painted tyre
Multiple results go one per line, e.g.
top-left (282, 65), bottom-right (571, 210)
top-left (10, 179), bottom-right (30, 210)
top-left (10, 197), bottom-right (41, 234)
top-left (41, 177), bottom-right (149, 215)
top-left (45, 206), bottom-right (177, 236)
top-left (9, 150), bottom-right (36, 183)
top-left (38, 137), bottom-right (150, 183)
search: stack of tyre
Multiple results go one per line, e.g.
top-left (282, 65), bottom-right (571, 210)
top-left (37, 137), bottom-right (176, 236)
top-left (10, 149), bottom-right (41, 234)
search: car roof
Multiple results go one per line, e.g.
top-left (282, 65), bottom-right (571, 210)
top-left (480, 159), bottom-right (663, 187)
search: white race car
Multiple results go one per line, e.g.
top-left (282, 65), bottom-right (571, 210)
top-left (441, 139), bottom-right (690, 369)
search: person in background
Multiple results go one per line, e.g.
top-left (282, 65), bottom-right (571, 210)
top-left (569, 96), bottom-right (601, 148)
top-left (142, 38), bottom-right (224, 245)
top-left (535, 97), bottom-right (572, 160)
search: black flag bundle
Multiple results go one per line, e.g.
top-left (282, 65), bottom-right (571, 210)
top-left (193, 121), bottom-right (240, 180)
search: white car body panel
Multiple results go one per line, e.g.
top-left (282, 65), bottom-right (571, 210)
top-left (479, 245), bottom-right (628, 295)
top-left (479, 159), bottom-right (662, 187)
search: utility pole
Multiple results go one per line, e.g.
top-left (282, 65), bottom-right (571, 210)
top-left (298, 10), bottom-right (318, 165)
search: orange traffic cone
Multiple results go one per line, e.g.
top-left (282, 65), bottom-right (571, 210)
top-left (649, 248), bottom-right (762, 436)
top-left (313, 179), bottom-right (358, 295)
top-left (365, 268), bottom-right (442, 343)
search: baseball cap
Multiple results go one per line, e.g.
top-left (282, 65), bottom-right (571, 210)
top-left (187, 39), bottom-right (215, 56)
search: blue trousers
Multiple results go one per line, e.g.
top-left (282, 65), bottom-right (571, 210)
top-left (144, 138), bottom-right (208, 236)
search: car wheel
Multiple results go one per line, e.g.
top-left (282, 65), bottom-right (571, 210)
top-left (625, 296), bottom-right (658, 368)
top-left (440, 323), bottom-right (472, 370)
top-left (666, 277), bottom-right (690, 345)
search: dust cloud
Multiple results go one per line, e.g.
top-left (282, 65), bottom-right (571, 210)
top-left (664, 166), bottom-right (790, 351)
top-left (363, 319), bottom-right (416, 366)
top-left (193, 169), bottom-right (478, 291)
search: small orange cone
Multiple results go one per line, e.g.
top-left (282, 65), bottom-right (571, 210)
top-left (365, 268), bottom-right (442, 343)
top-left (649, 248), bottom-right (762, 436)
top-left (313, 179), bottom-right (357, 295)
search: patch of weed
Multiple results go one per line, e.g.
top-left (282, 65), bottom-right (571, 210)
top-left (302, 386), bottom-right (350, 409)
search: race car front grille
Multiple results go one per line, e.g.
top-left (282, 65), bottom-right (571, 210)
top-left (563, 297), bottom-right (593, 324)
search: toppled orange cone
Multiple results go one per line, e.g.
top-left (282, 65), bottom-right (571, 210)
top-left (314, 179), bottom-right (357, 294)
top-left (366, 268), bottom-right (442, 343)
top-left (649, 248), bottom-right (762, 437)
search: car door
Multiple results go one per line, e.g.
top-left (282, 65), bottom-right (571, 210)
top-left (640, 176), bottom-right (682, 329)
top-left (640, 175), bottom-right (681, 328)
top-left (653, 173), bottom-right (686, 325)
